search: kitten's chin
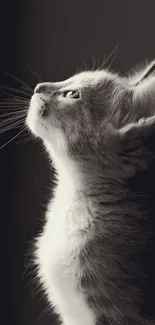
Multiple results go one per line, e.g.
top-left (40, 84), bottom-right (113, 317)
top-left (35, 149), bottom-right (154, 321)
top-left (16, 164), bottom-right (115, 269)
top-left (26, 111), bottom-right (68, 159)
top-left (26, 93), bottom-right (52, 138)
top-left (26, 111), bottom-right (49, 140)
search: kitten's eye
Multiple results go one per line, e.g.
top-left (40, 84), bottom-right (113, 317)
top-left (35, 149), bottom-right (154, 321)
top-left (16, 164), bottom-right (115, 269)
top-left (64, 90), bottom-right (80, 99)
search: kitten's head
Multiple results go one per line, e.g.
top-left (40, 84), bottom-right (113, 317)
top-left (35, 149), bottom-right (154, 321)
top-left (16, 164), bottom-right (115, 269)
top-left (26, 61), bottom-right (155, 168)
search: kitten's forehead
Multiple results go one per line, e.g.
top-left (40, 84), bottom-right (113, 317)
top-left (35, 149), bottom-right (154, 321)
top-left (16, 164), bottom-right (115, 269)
top-left (58, 70), bottom-right (118, 89)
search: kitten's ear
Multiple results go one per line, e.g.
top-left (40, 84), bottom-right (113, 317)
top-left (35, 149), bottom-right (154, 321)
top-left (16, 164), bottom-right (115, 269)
top-left (118, 115), bottom-right (155, 136)
top-left (118, 60), bottom-right (155, 135)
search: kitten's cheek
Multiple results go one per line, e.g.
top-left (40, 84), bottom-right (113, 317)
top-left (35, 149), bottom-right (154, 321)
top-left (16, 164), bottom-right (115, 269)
top-left (26, 110), bottom-right (38, 136)
top-left (28, 95), bottom-right (41, 119)
top-left (26, 102), bottom-right (43, 137)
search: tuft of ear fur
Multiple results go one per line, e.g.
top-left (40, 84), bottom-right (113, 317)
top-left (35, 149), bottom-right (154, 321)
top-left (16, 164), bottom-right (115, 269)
top-left (128, 60), bottom-right (155, 86)
top-left (118, 60), bottom-right (155, 135)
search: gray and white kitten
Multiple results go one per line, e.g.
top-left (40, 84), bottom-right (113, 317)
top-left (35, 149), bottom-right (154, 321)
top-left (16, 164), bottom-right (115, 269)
top-left (26, 61), bottom-right (155, 325)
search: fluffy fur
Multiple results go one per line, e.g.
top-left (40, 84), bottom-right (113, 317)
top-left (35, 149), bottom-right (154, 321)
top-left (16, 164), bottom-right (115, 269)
top-left (26, 62), bottom-right (155, 325)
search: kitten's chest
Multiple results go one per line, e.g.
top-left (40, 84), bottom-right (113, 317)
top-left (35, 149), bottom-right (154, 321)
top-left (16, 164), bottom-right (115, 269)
top-left (38, 186), bottom-right (94, 279)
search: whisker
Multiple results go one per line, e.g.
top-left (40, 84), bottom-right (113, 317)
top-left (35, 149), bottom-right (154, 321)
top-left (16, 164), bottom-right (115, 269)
top-left (0, 119), bottom-right (25, 133)
top-left (5, 71), bottom-right (33, 92)
top-left (0, 111), bottom-right (27, 117)
top-left (19, 85), bottom-right (33, 95)
top-left (0, 100), bottom-right (28, 107)
top-left (99, 42), bottom-right (119, 71)
top-left (0, 110), bottom-right (26, 118)
top-left (26, 65), bottom-right (43, 82)
top-left (0, 120), bottom-right (25, 130)
top-left (91, 51), bottom-right (97, 71)
top-left (0, 107), bottom-right (27, 113)
top-left (2, 119), bottom-right (26, 130)
top-left (16, 134), bottom-right (32, 145)
top-left (0, 108), bottom-right (27, 112)
top-left (98, 52), bottom-right (112, 71)
top-left (0, 85), bottom-right (32, 97)
top-left (0, 113), bottom-right (26, 125)
top-left (0, 116), bottom-right (26, 127)
top-left (0, 71), bottom-right (32, 147)
top-left (107, 42), bottom-right (119, 70)
top-left (0, 112), bottom-right (26, 123)
top-left (38, 304), bottom-right (51, 321)
top-left (0, 128), bottom-right (25, 149)
top-left (83, 60), bottom-right (89, 71)
top-left (0, 90), bottom-right (30, 101)
top-left (97, 51), bottom-right (100, 70)
top-left (0, 106), bottom-right (27, 112)
top-left (0, 108), bottom-right (27, 113)
top-left (0, 124), bottom-right (23, 134)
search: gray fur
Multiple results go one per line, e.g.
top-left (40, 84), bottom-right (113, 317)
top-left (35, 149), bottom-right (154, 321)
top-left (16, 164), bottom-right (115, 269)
top-left (28, 63), bottom-right (155, 324)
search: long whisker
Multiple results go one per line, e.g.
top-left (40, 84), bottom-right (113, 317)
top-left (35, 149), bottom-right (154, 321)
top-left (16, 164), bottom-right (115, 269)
top-left (5, 71), bottom-right (33, 92)
top-left (0, 110), bottom-right (27, 117)
top-left (99, 42), bottom-right (119, 71)
top-left (83, 60), bottom-right (89, 71)
top-left (0, 110), bottom-right (26, 118)
top-left (0, 121), bottom-right (25, 131)
top-left (0, 118), bottom-right (26, 132)
top-left (26, 65), bottom-right (43, 82)
top-left (0, 114), bottom-right (26, 125)
top-left (0, 105), bottom-right (28, 111)
top-left (0, 70), bottom-right (33, 148)
top-left (107, 42), bottom-right (119, 70)
top-left (0, 99), bottom-right (28, 106)
top-left (0, 116), bottom-right (25, 128)
top-left (0, 106), bottom-right (28, 111)
top-left (19, 134), bottom-right (32, 144)
top-left (0, 107), bottom-right (27, 113)
top-left (0, 85), bottom-right (32, 97)
top-left (98, 51), bottom-right (113, 70)
top-left (96, 51), bottom-right (100, 71)
top-left (0, 108), bottom-right (27, 112)
top-left (91, 51), bottom-right (98, 71)
top-left (0, 122), bottom-right (24, 134)
top-left (0, 128), bottom-right (25, 149)
top-left (38, 305), bottom-right (51, 321)
top-left (0, 90), bottom-right (30, 101)
top-left (0, 111), bottom-right (26, 124)
top-left (0, 68), bottom-right (41, 148)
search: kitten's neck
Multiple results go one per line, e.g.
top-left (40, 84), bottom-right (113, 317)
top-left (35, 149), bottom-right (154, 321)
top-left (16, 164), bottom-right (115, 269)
top-left (45, 142), bottom-right (84, 190)
top-left (44, 139), bottom-right (154, 201)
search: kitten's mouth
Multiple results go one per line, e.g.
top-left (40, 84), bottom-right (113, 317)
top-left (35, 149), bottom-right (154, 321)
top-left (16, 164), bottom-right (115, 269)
top-left (39, 101), bottom-right (50, 118)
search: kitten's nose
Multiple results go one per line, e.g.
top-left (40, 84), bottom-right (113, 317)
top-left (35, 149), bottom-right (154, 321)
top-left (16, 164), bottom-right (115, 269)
top-left (34, 83), bottom-right (53, 94)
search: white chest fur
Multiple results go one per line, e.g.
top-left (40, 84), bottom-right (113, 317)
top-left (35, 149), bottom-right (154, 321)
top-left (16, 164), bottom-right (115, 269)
top-left (35, 176), bottom-right (96, 325)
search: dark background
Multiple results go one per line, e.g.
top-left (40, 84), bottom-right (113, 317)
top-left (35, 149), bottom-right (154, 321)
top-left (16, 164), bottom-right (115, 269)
top-left (0, 1), bottom-right (155, 325)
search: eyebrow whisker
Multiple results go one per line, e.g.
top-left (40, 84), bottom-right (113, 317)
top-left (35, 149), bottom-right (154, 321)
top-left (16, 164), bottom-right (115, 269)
top-left (26, 65), bottom-right (43, 82)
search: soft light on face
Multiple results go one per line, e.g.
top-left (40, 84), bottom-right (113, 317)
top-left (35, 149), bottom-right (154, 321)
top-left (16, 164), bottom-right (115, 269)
top-left (26, 64), bottom-right (155, 160)
top-left (26, 71), bottom-right (113, 145)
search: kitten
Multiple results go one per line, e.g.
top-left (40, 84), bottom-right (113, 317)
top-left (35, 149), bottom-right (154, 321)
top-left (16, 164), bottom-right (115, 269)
top-left (26, 61), bottom-right (155, 325)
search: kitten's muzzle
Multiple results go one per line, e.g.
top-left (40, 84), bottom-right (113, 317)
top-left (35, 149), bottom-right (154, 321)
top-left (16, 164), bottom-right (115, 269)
top-left (34, 82), bottom-right (55, 95)
top-left (31, 92), bottom-right (51, 118)
top-left (33, 83), bottom-right (56, 117)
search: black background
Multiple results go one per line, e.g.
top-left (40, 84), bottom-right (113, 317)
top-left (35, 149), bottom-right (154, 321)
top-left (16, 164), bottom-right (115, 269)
top-left (1, 1), bottom-right (155, 325)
